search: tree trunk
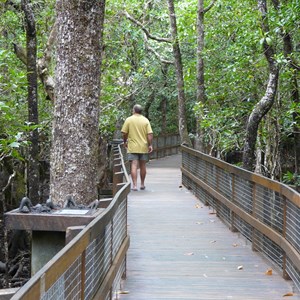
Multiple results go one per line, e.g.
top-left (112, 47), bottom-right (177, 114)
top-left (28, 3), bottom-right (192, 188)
top-left (194, 0), bottom-right (206, 151)
top-left (161, 64), bottom-right (169, 134)
top-left (51, 0), bottom-right (105, 205)
top-left (282, 34), bottom-right (300, 174)
top-left (167, 0), bottom-right (192, 147)
top-left (272, 0), bottom-right (300, 175)
top-left (21, 0), bottom-right (40, 205)
top-left (242, 0), bottom-right (279, 171)
top-left (292, 77), bottom-right (300, 174)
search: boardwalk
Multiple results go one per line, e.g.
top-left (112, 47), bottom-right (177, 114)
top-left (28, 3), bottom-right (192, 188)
top-left (120, 155), bottom-right (298, 300)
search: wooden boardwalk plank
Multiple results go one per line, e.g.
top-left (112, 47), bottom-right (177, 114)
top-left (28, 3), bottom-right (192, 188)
top-left (120, 155), bottom-right (298, 300)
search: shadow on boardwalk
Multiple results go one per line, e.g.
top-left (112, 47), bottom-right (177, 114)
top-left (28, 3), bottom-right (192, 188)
top-left (120, 155), bottom-right (298, 300)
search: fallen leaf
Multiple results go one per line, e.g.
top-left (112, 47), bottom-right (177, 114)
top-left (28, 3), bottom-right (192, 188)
top-left (265, 269), bottom-right (272, 276)
top-left (195, 204), bottom-right (201, 208)
top-left (210, 240), bottom-right (216, 244)
top-left (184, 252), bottom-right (194, 256)
top-left (232, 243), bottom-right (239, 247)
top-left (179, 185), bottom-right (183, 188)
top-left (283, 292), bottom-right (294, 297)
top-left (209, 212), bottom-right (216, 215)
top-left (237, 265), bottom-right (243, 270)
top-left (118, 290), bottom-right (130, 294)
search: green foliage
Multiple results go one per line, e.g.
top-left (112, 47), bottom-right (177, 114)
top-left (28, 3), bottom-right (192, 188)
top-left (0, 0), bottom-right (299, 180)
top-left (282, 171), bottom-right (300, 187)
top-left (0, 1), bottom-right (53, 166)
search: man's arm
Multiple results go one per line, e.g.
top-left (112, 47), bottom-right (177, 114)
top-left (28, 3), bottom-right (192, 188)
top-left (147, 133), bottom-right (153, 153)
top-left (122, 132), bottom-right (128, 147)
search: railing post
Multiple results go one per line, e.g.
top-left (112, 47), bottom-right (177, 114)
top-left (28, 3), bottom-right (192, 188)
top-left (230, 174), bottom-right (238, 232)
top-left (282, 198), bottom-right (291, 280)
top-left (81, 250), bottom-right (86, 299)
top-left (251, 183), bottom-right (258, 252)
top-left (113, 153), bottom-right (122, 196)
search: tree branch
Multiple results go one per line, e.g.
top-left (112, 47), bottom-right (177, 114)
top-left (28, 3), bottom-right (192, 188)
top-left (12, 22), bottom-right (57, 101)
top-left (204, 0), bottom-right (217, 13)
top-left (1, 170), bottom-right (16, 194)
top-left (145, 42), bottom-right (174, 65)
top-left (124, 11), bottom-right (172, 43)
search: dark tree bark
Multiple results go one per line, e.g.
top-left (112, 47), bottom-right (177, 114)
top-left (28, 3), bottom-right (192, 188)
top-left (161, 64), bottom-right (169, 134)
top-left (194, 0), bottom-right (215, 151)
top-left (51, 0), bottom-right (105, 204)
top-left (167, 0), bottom-right (192, 146)
top-left (292, 77), bottom-right (300, 174)
top-left (242, 0), bottom-right (279, 171)
top-left (13, 23), bottom-right (56, 102)
top-left (21, 0), bottom-right (40, 204)
top-left (271, 0), bottom-right (300, 174)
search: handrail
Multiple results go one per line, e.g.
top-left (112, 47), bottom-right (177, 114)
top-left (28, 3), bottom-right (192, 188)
top-left (11, 143), bottom-right (130, 300)
top-left (150, 134), bottom-right (181, 159)
top-left (181, 145), bottom-right (300, 290)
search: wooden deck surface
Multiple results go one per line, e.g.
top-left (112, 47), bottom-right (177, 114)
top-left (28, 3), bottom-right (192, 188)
top-left (119, 154), bottom-right (298, 300)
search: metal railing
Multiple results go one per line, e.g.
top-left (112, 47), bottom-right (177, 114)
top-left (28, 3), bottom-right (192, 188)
top-left (181, 145), bottom-right (300, 290)
top-left (150, 134), bottom-right (180, 159)
top-left (11, 143), bottom-right (130, 300)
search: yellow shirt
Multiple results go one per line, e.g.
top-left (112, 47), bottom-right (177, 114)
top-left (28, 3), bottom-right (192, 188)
top-left (121, 114), bottom-right (153, 153)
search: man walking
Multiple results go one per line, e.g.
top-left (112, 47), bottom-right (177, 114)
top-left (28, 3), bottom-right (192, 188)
top-left (121, 104), bottom-right (153, 191)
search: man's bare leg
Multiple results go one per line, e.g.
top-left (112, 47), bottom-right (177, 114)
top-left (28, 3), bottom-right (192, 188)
top-left (130, 160), bottom-right (139, 190)
top-left (139, 160), bottom-right (147, 189)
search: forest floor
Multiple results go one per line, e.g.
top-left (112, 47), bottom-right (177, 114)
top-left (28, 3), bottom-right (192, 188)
top-left (0, 216), bottom-right (31, 290)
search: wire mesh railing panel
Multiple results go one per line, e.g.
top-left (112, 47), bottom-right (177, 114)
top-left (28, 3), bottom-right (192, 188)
top-left (189, 155), bottom-right (198, 178)
top-left (84, 233), bottom-right (106, 300)
top-left (234, 214), bottom-right (253, 242)
top-left (254, 231), bottom-right (284, 269)
top-left (286, 201), bottom-right (300, 252)
top-left (197, 158), bottom-right (207, 182)
top-left (181, 151), bottom-right (190, 171)
top-left (64, 257), bottom-right (82, 300)
top-left (216, 200), bottom-right (231, 225)
top-left (206, 163), bottom-right (218, 190)
top-left (234, 176), bottom-right (253, 214)
top-left (286, 257), bottom-right (300, 292)
top-left (11, 143), bottom-right (130, 300)
top-left (181, 146), bottom-right (300, 293)
top-left (255, 185), bottom-right (284, 234)
top-left (217, 168), bottom-right (233, 200)
top-left (112, 258), bottom-right (126, 300)
top-left (41, 257), bottom-right (82, 300)
top-left (112, 201), bottom-right (127, 259)
top-left (41, 276), bottom-right (64, 300)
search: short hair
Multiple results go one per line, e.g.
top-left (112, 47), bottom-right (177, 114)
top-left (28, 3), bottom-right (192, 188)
top-left (133, 104), bottom-right (143, 114)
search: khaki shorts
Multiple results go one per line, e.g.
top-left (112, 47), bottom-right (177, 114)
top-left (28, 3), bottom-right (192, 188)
top-left (127, 153), bottom-right (149, 161)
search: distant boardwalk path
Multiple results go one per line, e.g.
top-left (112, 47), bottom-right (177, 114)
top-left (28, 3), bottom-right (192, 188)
top-left (120, 154), bottom-right (298, 300)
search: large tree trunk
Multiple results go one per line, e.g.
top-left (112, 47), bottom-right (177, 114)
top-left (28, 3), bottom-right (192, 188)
top-left (51, 0), bottom-right (105, 205)
top-left (21, 0), bottom-right (40, 205)
top-left (167, 0), bottom-right (192, 147)
top-left (242, 0), bottom-right (279, 171)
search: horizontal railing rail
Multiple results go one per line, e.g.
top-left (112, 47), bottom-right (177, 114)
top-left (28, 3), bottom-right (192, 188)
top-left (181, 145), bottom-right (300, 290)
top-left (11, 143), bottom-right (130, 300)
top-left (150, 134), bottom-right (180, 159)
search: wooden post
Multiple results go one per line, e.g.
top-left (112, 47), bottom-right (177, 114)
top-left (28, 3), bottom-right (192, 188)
top-left (252, 183), bottom-right (258, 252)
top-left (282, 198), bottom-right (291, 280)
